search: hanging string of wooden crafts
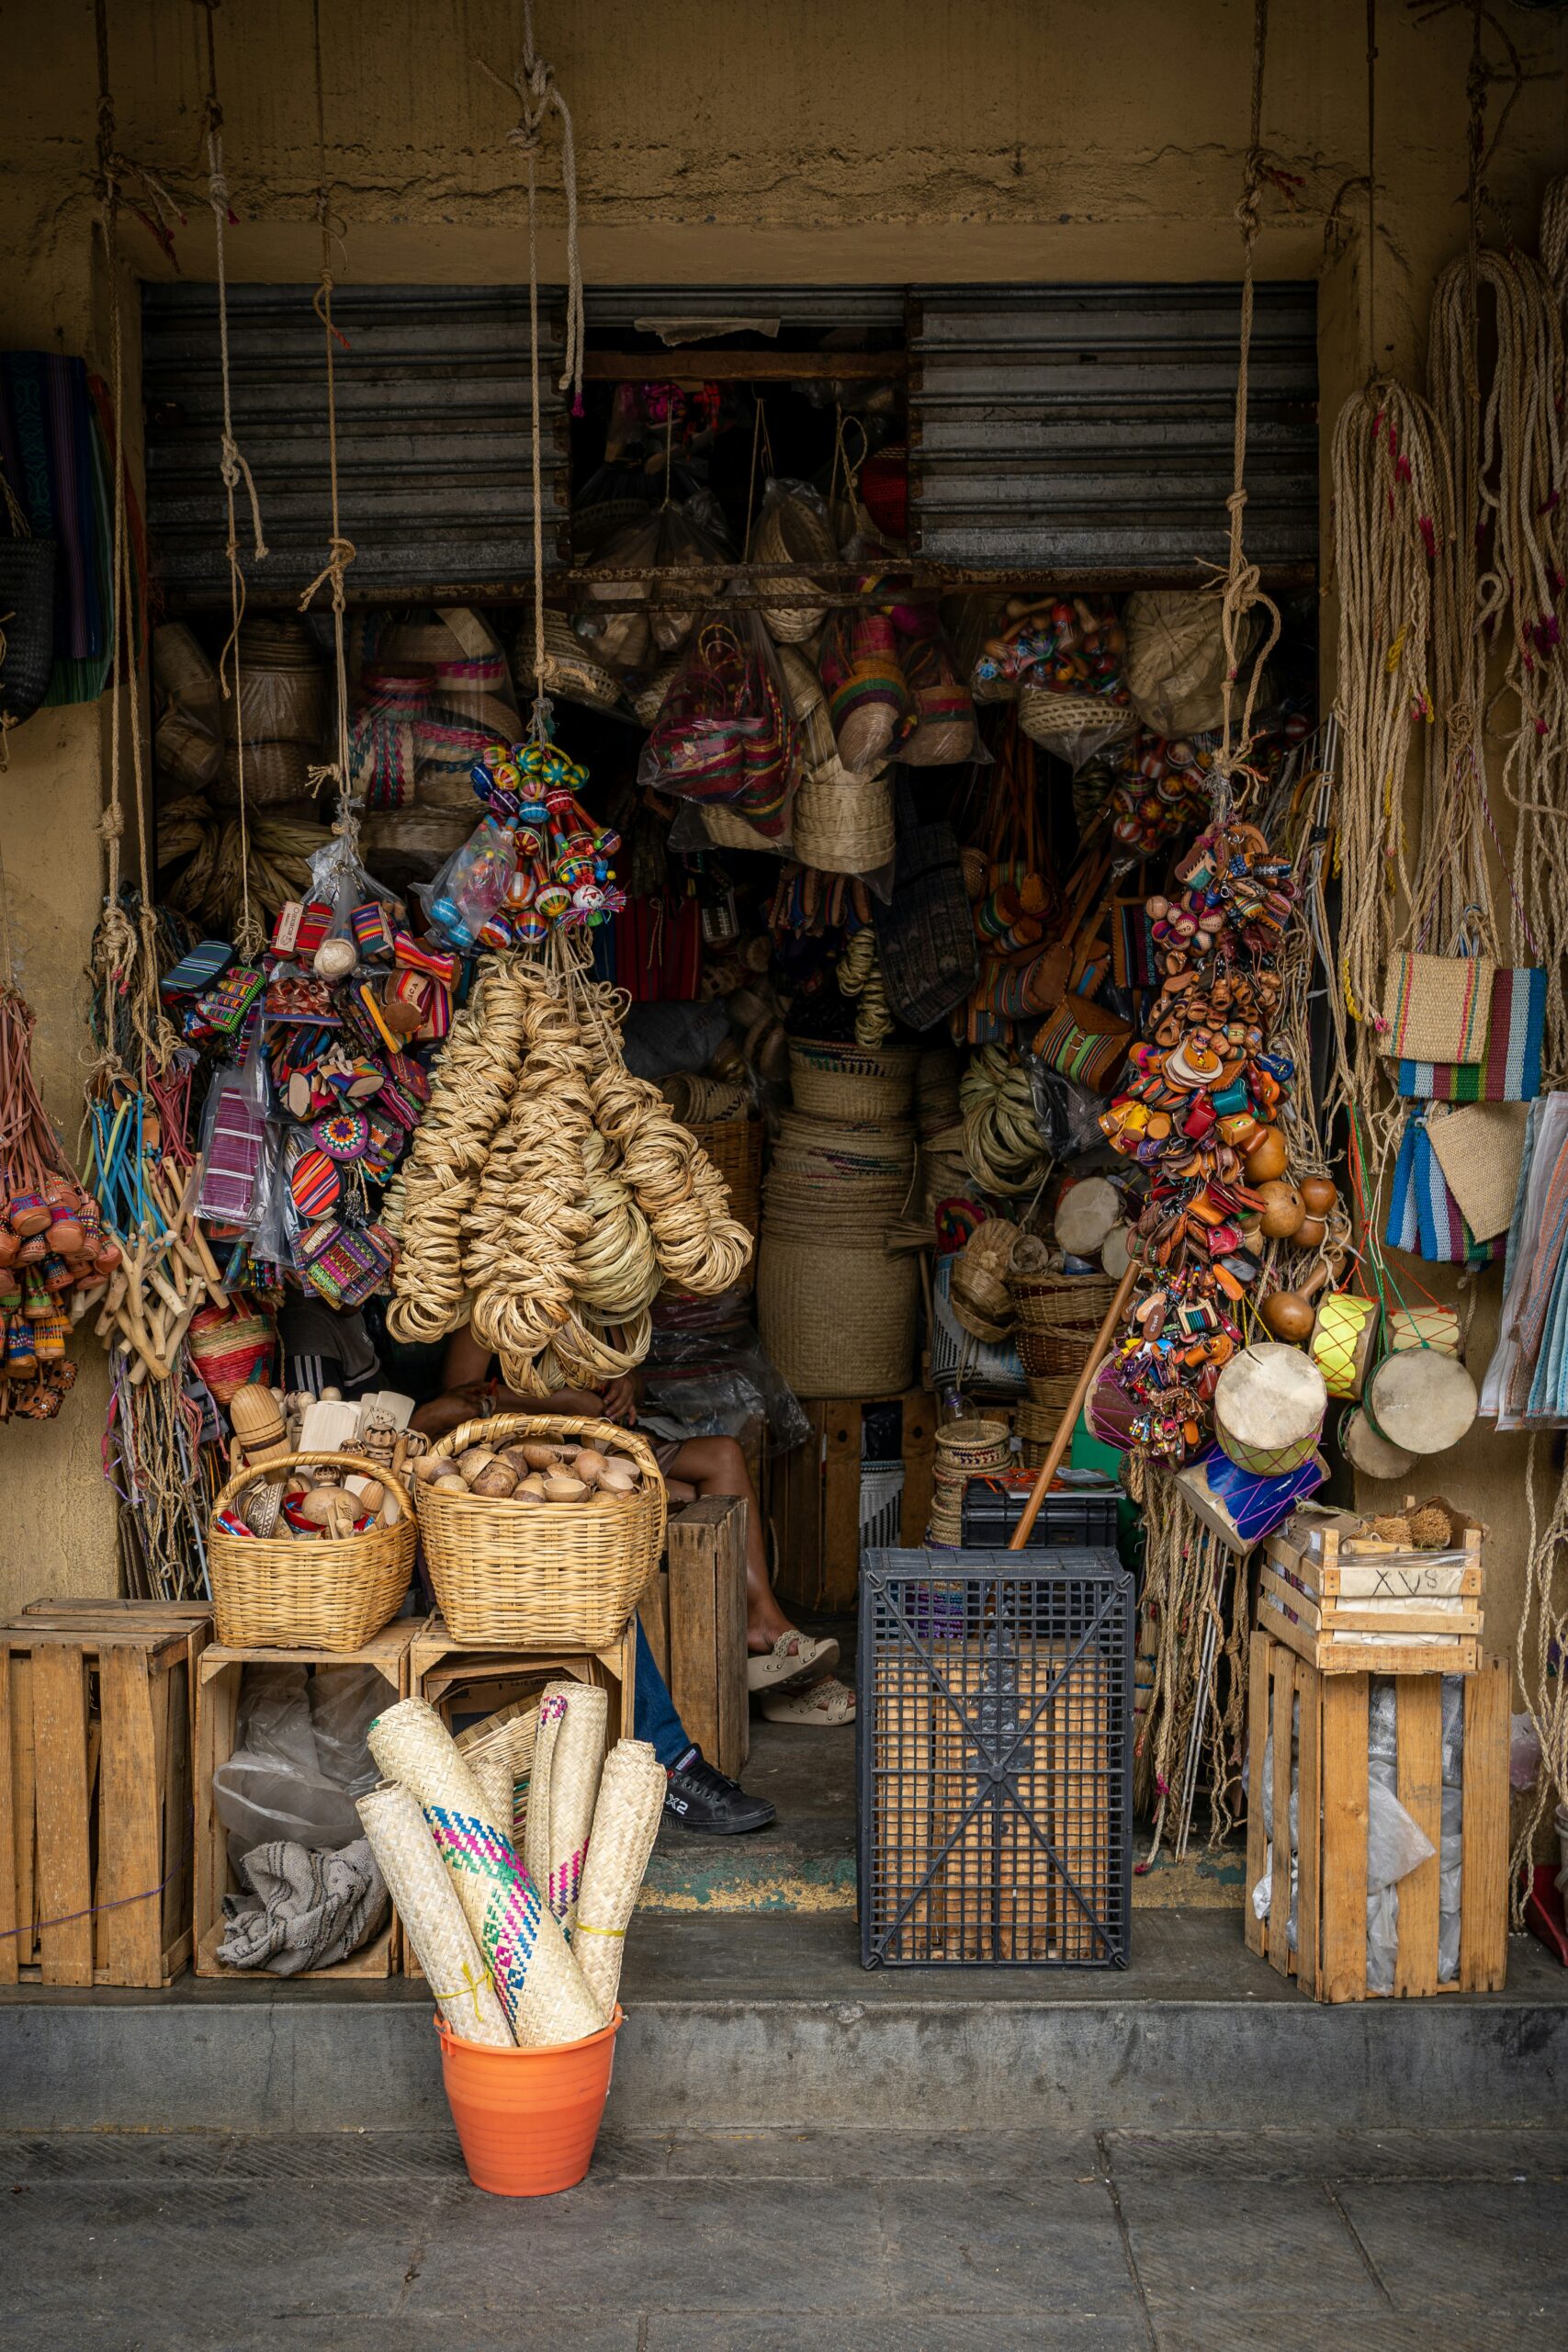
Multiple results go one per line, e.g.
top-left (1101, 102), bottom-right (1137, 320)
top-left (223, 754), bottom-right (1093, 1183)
top-left (387, 11), bottom-right (751, 1374)
top-left (1092, 0), bottom-right (1323, 1862)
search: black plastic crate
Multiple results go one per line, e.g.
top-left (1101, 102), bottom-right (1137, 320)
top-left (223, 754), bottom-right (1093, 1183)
top-left (960, 1471), bottom-right (1120, 1551)
top-left (857, 1548), bottom-right (1133, 1970)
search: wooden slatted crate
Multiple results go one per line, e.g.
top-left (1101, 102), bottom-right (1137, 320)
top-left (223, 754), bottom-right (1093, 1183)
top-left (0, 1607), bottom-right (209, 1987)
top-left (1244, 1630), bottom-right (1508, 2003)
top-left (1258, 1504), bottom-right (1483, 1675)
top-left (195, 1619), bottom-right (418, 1981)
top-left (772, 1390), bottom-right (936, 1615)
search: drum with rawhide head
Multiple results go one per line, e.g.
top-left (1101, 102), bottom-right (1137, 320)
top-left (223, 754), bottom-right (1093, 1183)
top-left (1213, 1341), bottom-right (1328, 1478)
top-left (1054, 1175), bottom-right (1121, 1262)
top-left (1365, 1346), bottom-right (1478, 1458)
top-left (1339, 1405), bottom-right (1420, 1482)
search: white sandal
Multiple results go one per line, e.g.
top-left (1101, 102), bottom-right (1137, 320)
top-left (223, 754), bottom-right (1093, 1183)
top-left (745, 1631), bottom-right (840, 1693)
top-left (760, 1677), bottom-right (857, 1727)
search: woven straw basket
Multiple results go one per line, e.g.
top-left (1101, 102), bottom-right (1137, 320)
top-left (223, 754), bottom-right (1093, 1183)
top-left (207, 1450), bottom-right (416, 1652)
top-left (794, 765), bottom-right (895, 873)
top-left (787, 1038), bottom-right (916, 1123)
top-left (684, 1114), bottom-right (761, 1238)
top-left (417, 1414), bottom-right (666, 1648)
top-left (752, 495), bottom-right (838, 642)
top-left (1010, 1272), bottom-right (1119, 1333)
top-left (758, 1234), bottom-right (917, 1399)
top-left (213, 738), bottom-right (316, 809)
top-left (1017, 686), bottom-right (1137, 754)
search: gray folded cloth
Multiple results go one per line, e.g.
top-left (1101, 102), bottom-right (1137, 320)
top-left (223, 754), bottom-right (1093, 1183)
top-left (219, 1837), bottom-right (389, 1976)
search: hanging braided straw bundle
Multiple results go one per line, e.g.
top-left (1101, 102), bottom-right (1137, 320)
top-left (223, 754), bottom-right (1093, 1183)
top-left (387, 959), bottom-right (529, 1344)
top-left (572, 1739), bottom-right (666, 2013)
top-left (368, 1697), bottom-right (604, 2048)
top-left (523, 1680), bottom-right (607, 1934)
top-left (590, 1037), bottom-right (753, 1296)
top-left (960, 1046), bottom-right (1052, 1196)
top-left (356, 1781), bottom-right (514, 2048)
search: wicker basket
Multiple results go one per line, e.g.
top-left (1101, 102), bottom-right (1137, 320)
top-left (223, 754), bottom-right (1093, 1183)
top-left (1010, 1272), bottom-right (1119, 1333)
top-left (416, 1414), bottom-right (666, 1648)
top-left (787, 1038), bottom-right (917, 1123)
top-left (207, 1450), bottom-right (416, 1652)
top-left (1017, 686), bottom-right (1137, 754)
top-left (683, 1114), bottom-right (762, 1238)
top-left (752, 494), bottom-right (838, 642)
top-left (1015, 1323), bottom-right (1099, 1380)
top-left (213, 738), bottom-right (316, 809)
top-left (758, 1233), bottom-right (918, 1398)
top-left (793, 764), bottom-right (895, 874)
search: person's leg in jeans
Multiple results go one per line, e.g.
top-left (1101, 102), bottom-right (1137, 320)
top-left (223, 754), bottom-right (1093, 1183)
top-left (633, 1619), bottom-right (775, 1835)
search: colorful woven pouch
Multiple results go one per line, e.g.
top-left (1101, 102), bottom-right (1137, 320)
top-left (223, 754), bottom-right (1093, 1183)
top-left (1384, 1106), bottom-right (1502, 1266)
top-left (1382, 950), bottom-right (1494, 1067)
top-left (1032, 993), bottom-right (1131, 1093)
top-left (1396, 963), bottom-right (1544, 1102)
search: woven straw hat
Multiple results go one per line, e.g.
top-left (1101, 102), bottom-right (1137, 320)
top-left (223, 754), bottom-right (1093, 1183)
top-left (1018, 685), bottom-right (1137, 755)
top-left (1123, 590), bottom-right (1262, 738)
top-left (515, 610), bottom-right (627, 715)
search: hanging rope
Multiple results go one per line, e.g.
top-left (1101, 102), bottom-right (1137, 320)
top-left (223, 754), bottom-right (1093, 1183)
top-left (477, 5), bottom-right (585, 739)
top-left (197, 0), bottom-right (267, 959)
top-left (1205, 0), bottom-right (1284, 816)
top-left (478, 3), bottom-right (584, 410)
top-left (298, 0), bottom-right (356, 836)
top-left (90, 0), bottom-right (175, 1082)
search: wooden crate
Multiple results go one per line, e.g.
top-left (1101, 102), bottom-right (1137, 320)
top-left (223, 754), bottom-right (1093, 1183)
top-left (772, 1390), bottom-right (937, 1615)
top-left (1258, 1505), bottom-right (1483, 1675)
top-left (0, 1608), bottom-right (209, 1987)
top-left (195, 1619), bottom-right (418, 1981)
top-left (412, 1612), bottom-right (637, 1748)
top-left (1244, 1631), bottom-right (1508, 2003)
top-left (666, 1496), bottom-right (748, 1779)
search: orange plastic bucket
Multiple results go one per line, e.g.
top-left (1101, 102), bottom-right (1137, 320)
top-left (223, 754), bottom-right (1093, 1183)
top-left (436, 2007), bottom-right (623, 2197)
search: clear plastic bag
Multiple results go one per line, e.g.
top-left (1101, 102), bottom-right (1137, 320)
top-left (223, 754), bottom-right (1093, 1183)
top-left (212, 1664), bottom-right (375, 1874)
top-left (641, 1351), bottom-right (810, 1456)
top-left (891, 607), bottom-right (983, 767)
top-left (420, 816), bottom-right (518, 952)
top-left (638, 611), bottom-right (801, 840)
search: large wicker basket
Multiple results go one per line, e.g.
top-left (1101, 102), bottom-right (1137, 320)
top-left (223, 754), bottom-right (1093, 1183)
top-left (787, 1038), bottom-right (917, 1123)
top-left (207, 1450), bottom-right (416, 1652)
top-left (415, 1413), bottom-right (667, 1648)
top-left (757, 1233), bottom-right (918, 1398)
top-left (685, 1114), bottom-right (762, 1238)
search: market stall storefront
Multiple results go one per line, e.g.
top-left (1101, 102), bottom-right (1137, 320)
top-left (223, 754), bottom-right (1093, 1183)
top-left (3, 0), bottom-right (1568, 2174)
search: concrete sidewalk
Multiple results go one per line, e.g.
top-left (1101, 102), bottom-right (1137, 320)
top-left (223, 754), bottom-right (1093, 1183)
top-left (3, 2124), bottom-right (1564, 2350)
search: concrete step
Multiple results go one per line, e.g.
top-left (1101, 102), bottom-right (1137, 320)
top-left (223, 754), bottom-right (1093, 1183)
top-left (6, 1910), bottom-right (1565, 2136)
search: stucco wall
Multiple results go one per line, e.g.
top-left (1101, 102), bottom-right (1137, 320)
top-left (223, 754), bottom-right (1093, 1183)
top-left (1, 0), bottom-right (1563, 1627)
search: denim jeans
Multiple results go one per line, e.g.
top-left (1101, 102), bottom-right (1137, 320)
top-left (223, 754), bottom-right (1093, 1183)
top-left (634, 1618), bottom-right (690, 1768)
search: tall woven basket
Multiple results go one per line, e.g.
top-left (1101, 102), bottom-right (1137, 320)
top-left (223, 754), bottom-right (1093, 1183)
top-left (787, 1038), bottom-right (917, 1123)
top-left (758, 1235), bottom-right (918, 1398)
top-left (207, 1451), bottom-right (416, 1652)
top-left (416, 1414), bottom-right (666, 1648)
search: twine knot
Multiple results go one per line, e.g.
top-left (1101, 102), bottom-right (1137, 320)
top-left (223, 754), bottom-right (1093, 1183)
top-left (299, 535), bottom-right (357, 614)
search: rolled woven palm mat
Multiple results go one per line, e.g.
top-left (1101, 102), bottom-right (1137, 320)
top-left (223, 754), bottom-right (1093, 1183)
top-left (368, 1698), bottom-right (603, 2048)
top-left (468, 1748), bottom-right (517, 1835)
top-left (525, 1681), bottom-right (608, 1935)
top-left (572, 1740), bottom-right (666, 2013)
top-left (456, 1694), bottom-right (540, 1846)
top-left (356, 1782), bottom-right (514, 2050)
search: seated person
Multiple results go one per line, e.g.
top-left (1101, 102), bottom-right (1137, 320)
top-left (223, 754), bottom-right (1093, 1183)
top-left (414, 1326), bottom-right (854, 1729)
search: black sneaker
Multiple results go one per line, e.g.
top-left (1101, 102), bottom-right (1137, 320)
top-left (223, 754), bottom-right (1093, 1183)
top-left (663, 1748), bottom-right (776, 1836)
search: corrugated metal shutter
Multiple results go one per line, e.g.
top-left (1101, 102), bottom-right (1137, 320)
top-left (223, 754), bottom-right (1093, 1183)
top-left (141, 284), bottom-right (570, 605)
top-left (908, 284), bottom-right (1317, 576)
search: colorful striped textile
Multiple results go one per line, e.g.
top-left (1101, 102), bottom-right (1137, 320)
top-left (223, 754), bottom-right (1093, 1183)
top-left (1398, 965), bottom-right (1545, 1102)
top-left (0, 353), bottom-right (121, 705)
top-left (1384, 1107), bottom-right (1502, 1267)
